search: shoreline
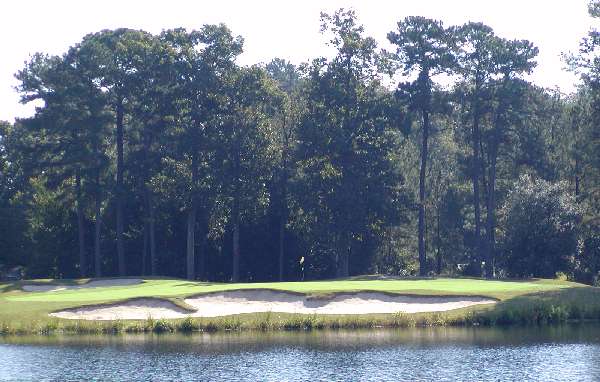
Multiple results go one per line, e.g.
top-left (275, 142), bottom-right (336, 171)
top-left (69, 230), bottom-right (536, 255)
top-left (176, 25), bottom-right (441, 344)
top-left (2, 312), bottom-right (599, 337)
top-left (2, 301), bottom-right (598, 336)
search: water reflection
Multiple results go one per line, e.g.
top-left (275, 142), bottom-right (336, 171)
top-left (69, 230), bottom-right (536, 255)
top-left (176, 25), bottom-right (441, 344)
top-left (1, 325), bottom-right (600, 381)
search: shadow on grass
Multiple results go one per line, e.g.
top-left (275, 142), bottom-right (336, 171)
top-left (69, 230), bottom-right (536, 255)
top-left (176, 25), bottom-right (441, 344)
top-left (171, 282), bottom-right (221, 288)
top-left (343, 275), bottom-right (562, 283)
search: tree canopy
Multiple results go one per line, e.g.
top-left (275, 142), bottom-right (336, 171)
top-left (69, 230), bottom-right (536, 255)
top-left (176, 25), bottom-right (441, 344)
top-left (0, 8), bottom-right (598, 285)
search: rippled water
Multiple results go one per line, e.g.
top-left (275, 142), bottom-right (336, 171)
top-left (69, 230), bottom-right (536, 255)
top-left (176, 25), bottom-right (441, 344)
top-left (2, 325), bottom-right (600, 381)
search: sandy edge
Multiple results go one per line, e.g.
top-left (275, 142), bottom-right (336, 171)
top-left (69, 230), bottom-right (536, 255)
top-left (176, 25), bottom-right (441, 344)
top-left (50, 290), bottom-right (497, 320)
top-left (23, 279), bottom-right (143, 292)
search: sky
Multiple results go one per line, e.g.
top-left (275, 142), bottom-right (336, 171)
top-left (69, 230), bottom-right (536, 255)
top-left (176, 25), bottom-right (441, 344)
top-left (0, 0), bottom-right (596, 122)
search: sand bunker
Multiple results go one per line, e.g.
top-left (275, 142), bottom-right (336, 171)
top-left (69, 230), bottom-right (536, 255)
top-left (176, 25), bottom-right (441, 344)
top-left (184, 290), bottom-right (495, 317)
top-left (50, 298), bottom-right (190, 321)
top-left (23, 278), bottom-right (142, 292)
top-left (50, 290), bottom-right (496, 320)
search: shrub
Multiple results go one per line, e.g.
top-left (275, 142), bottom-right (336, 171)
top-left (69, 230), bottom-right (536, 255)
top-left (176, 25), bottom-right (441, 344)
top-left (37, 320), bottom-right (60, 335)
top-left (104, 319), bottom-right (124, 334)
top-left (152, 319), bottom-right (174, 333)
top-left (255, 311), bottom-right (274, 331)
top-left (555, 272), bottom-right (568, 281)
top-left (391, 312), bottom-right (416, 327)
top-left (177, 317), bottom-right (199, 333)
top-left (500, 175), bottom-right (581, 278)
top-left (220, 317), bottom-right (242, 331)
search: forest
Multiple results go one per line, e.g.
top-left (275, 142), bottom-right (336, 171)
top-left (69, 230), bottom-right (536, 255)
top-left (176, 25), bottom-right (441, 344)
top-left (0, 7), bottom-right (598, 284)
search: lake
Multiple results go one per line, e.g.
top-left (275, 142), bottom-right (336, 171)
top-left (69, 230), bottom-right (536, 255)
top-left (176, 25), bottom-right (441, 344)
top-left (2, 325), bottom-right (600, 381)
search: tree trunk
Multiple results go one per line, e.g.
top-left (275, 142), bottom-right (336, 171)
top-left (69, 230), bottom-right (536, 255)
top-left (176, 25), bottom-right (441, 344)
top-left (418, 107), bottom-right (430, 276)
top-left (149, 193), bottom-right (156, 276)
top-left (141, 178), bottom-right (156, 276)
top-left (232, 148), bottom-right (241, 282)
top-left (278, 213), bottom-right (285, 281)
top-left (279, 114), bottom-right (290, 282)
top-left (574, 141), bottom-right (580, 197)
top-left (344, 246), bottom-right (350, 277)
top-left (75, 171), bottom-right (87, 278)
top-left (94, 174), bottom-right (102, 278)
top-left (484, 75), bottom-right (509, 278)
top-left (471, 105), bottom-right (483, 276)
top-left (186, 153), bottom-right (199, 280)
top-left (334, 55), bottom-right (353, 280)
top-left (335, 235), bottom-right (351, 278)
top-left (186, 203), bottom-right (197, 280)
top-left (339, 248), bottom-right (350, 278)
top-left (278, 162), bottom-right (287, 282)
top-left (115, 98), bottom-right (126, 276)
top-left (485, 143), bottom-right (497, 278)
top-left (436, 205), bottom-right (442, 275)
top-left (335, 252), bottom-right (345, 278)
top-left (198, 223), bottom-right (207, 280)
top-left (232, 195), bottom-right (240, 282)
top-left (142, 219), bottom-right (148, 276)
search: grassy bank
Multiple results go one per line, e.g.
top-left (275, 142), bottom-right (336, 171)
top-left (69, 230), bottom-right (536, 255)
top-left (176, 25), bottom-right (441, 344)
top-left (0, 277), bottom-right (598, 335)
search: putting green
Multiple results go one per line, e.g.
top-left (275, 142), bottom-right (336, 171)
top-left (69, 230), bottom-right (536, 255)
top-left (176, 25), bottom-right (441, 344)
top-left (6, 277), bottom-right (579, 303)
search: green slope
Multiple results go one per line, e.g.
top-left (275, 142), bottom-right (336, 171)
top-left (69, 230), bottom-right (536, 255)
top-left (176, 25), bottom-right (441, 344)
top-left (0, 277), bottom-right (596, 332)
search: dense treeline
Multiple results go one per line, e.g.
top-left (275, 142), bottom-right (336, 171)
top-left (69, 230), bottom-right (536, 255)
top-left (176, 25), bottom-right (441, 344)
top-left (0, 8), bottom-right (598, 283)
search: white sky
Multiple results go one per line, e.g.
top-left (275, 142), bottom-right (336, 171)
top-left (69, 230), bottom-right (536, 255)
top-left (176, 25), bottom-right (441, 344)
top-left (0, 0), bottom-right (595, 122)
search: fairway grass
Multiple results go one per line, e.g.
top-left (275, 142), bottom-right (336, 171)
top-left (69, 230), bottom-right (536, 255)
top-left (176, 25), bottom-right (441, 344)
top-left (0, 277), bottom-right (598, 335)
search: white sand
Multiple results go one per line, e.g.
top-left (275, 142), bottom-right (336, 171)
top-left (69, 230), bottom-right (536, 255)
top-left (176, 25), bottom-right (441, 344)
top-left (23, 278), bottom-right (142, 292)
top-left (50, 298), bottom-right (190, 320)
top-left (50, 290), bottom-right (496, 320)
top-left (185, 290), bottom-right (495, 317)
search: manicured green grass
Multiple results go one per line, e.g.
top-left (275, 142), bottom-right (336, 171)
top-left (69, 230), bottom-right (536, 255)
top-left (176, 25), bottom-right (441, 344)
top-left (4, 276), bottom-right (579, 302)
top-left (0, 276), bottom-right (597, 335)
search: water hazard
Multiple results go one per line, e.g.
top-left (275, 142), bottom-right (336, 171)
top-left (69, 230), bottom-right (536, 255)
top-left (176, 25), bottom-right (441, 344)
top-left (1, 325), bottom-right (600, 381)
